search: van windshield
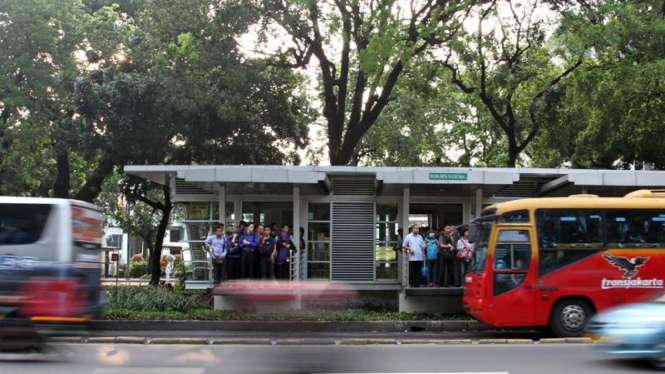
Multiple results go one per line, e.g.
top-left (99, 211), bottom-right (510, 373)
top-left (0, 204), bottom-right (52, 245)
top-left (469, 220), bottom-right (493, 274)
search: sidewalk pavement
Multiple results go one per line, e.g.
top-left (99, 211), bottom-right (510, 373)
top-left (90, 320), bottom-right (490, 333)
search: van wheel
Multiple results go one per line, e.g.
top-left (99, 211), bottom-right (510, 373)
top-left (549, 299), bottom-right (592, 338)
top-left (649, 342), bottom-right (665, 370)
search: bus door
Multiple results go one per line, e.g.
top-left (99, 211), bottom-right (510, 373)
top-left (489, 228), bottom-right (536, 326)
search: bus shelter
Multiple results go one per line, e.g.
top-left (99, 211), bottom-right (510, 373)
top-left (124, 165), bottom-right (665, 312)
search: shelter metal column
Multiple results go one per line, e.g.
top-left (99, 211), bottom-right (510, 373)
top-left (475, 186), bottom-right (482, 220)
top-left (401, 187), bottom-right (410, 289)
top-left (292, 186), bottom-right (301, 281)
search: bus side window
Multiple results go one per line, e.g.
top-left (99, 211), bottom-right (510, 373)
top-left (500, 210), bottom-right (530, 223)
top-left (536, 209), bottom-right (605, 276)
top-left (607, 210), bottom-right (665, 248)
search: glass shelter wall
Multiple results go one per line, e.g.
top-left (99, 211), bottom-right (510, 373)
top-left (376, 204), bottom-right (398, 280)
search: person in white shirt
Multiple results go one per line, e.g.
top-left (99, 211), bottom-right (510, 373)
top-left (402, 224), bottom-right (426, 287)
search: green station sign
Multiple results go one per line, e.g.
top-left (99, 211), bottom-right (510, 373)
top-left (429, 172), bottom-right (468, 181)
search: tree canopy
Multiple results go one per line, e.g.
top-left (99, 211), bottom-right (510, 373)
top-left (2, 0), bottom-right (665, 196)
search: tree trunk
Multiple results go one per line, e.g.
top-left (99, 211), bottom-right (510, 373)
top-left (76, 159), bottom-right (116, 202)
top-left (53, 150), bottom-right (70, 198)
top-left (149, 186), bottom-right (173, 286)
top-left (330, 149), bottom-right (352, 166)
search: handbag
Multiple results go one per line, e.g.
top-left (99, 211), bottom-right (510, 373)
top-left (228, 239), bottom-right (241, 258)
top-left (440, 236), bottom-right (454, 258)
top-left (457, 239), bottom-right (470, 261)
top-left (421, 261), bottom-right (429, 277)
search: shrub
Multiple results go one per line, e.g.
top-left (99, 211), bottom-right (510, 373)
top-left (117, 263), bottom-right (127, 278)
top-left (129, 260), bottom-right (148, 278)
top-left (104, 286), bottom-right (212, 312)
top-left (174, 261), bottom-right (186, 289)
top-left (174, 254), bottom-right (182, 262)
top-left (131, 254), bottom-right (144, 262)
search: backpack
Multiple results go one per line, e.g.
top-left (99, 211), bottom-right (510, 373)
top-left (260, 237), bottom-right (274, 257)
top-left (426, 238), bottom-right (438, 260)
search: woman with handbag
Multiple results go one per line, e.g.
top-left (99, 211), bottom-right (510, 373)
top-left (456, 229), bottom-right (474, 285)
top-left (425, 232), bottom-right (439, 287)
top-left (276, 225), bottom-right (293, 280)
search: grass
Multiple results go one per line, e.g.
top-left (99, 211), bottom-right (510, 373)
top-left (104, 285), bottom-right (212, 312)
top-left (101, 285), bottom-right (472, 321)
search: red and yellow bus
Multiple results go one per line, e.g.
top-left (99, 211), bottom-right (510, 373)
top-left (463, 190), bottom-right (665, 337)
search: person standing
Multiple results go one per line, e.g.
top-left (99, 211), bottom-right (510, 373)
top-left (393, 228), bottom-right (404, 253)
top-left (164, 254), bottom-right (175, 286)
top-left (276, 225), bottom-right (292, 280)
top-left (240, 223), bottom-right (260, 279)
top-left (438, 226), bottom-right (455, 287)
top-left (259, 225), bottom-right (277, 279)
top-left (226, 227), bottom-right (242, 280)
top-left (205, 224), bottom-right (228, 285)
top-left (456, 229), bottom-right (474, 286)
top-left (254, 224), bottom-right (265, 278)
top-left (425, 232), bottom-right (439, 287)
top-left (298, 227), bottom-right (306, 252)
top-left (402, 224), bottom-right (426, 288)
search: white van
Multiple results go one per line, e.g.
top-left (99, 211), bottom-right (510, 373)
top-left (0, 197), bottom-right (105, 334)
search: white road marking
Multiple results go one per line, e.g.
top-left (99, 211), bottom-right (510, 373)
top-left (91, 369), bottom-right (205, 374)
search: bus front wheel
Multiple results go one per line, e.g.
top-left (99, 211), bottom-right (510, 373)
top-left (549, 299), bottom-right (593, 338)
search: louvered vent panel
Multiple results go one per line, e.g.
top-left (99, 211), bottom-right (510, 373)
top-left (494, 179), bottom-right (539, 198)
top-left (175, 178), bottom-right (212, 195)
top-left (331, 202), bottom-right (375, 281)
top-left (331, 177), bottom-right (375, 196)
top-left (281, 209), bottom-right (294, 229)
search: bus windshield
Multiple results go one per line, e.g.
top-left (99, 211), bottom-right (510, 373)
top-left (469, 220), bottom-right (494, 273)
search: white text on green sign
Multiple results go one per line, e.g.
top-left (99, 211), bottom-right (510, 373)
top-left (429, 173), bottom-right (468, 181)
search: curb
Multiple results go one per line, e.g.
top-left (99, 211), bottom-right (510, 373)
top-left (210, 338), bottom-right (271, 345)
top-left (90, 320), bottom-right (489, 333)
top-left (60, 337), bottom-right (599, 346)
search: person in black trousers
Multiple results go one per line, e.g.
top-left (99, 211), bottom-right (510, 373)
top-left (438, 225), bottom-right (455, 287)
top-left (254, 224), bottom-right (265, 278)
top-left (259, 226), bottom-right (277, 279)
top-left (240, 223), bottom-right (260, 279)
top-left (226, 229), bottom-right (242, 280)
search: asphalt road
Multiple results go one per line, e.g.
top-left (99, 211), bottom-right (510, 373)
top-left (0, 343), bottom-right (659, 374)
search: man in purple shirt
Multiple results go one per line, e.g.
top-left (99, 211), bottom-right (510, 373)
top-left (205, 224), bottom-right (228, 285)
top-left (240, 223), bottom-right (260, 279)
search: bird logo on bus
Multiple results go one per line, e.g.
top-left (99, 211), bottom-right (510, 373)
top-left (603, 253), bottom-right (649, 278)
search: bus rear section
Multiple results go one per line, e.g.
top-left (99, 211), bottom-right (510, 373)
top-left (463, 193), bottom-right (665, 337)
top-left (464, 215), bottom-right (538, 329)
top-left (0, 198), bottom-right (104, 341)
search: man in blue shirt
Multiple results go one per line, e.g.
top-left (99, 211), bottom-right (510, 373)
top-left (205, 224), bottom-right (228, 285)
top-left (240, 223), bottom-right (261, 279)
